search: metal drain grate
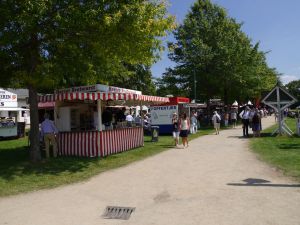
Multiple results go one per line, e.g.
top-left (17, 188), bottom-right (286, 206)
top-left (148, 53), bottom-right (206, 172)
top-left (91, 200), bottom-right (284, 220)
top-left (102, 206), bottom-right (135, 220)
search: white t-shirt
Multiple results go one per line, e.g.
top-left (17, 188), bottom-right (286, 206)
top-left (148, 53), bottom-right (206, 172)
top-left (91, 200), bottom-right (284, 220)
top-left (240, 110), bottom-right (250, 119)
top-left (180, 119), bottom-right (189, 130)
top-left (191, 116), bottom-right (197, 124)
top-left (126, 114), bottom-right (133, 122)
top-left (212, 114), bottom-right (221, 124)
top-left (231, 112), bottom-right (237, 120)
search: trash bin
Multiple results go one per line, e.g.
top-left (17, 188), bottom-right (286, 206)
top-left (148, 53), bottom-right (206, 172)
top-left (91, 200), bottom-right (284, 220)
top-left (17, 122), bottom-right (25, 138)
top-left (151, 126), bottom-right (159, 142)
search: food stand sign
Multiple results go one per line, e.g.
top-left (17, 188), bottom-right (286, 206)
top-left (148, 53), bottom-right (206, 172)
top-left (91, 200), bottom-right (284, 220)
top-left (150, 105), bottom-right (178, 125)
top-left (0, 89), bottom-right (17, 107)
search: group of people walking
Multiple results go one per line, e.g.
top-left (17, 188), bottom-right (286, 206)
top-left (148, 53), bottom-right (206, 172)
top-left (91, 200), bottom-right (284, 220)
top-left (172, 107), bottom-right (265, 148)
top-left (172, 112), bottom-right (190, 148)
top-left (212, 107), bottom-right (264, 137)
top-left (239, 106), bottom-right (263, 137)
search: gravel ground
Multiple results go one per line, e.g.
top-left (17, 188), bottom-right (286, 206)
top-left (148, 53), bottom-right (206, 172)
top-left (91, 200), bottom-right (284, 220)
top-left (1, 116), bottom-right (300, 225)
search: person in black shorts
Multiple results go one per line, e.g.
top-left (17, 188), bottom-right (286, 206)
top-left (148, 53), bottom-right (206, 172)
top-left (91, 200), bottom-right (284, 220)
top-left (172, 113), bottom-right (179, 147)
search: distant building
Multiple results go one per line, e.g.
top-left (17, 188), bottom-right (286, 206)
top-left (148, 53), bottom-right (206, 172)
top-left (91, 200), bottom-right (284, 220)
top-left (0, 88), bottom-right (30, 125)
top-left (6, 88), bottom-right (29, 109)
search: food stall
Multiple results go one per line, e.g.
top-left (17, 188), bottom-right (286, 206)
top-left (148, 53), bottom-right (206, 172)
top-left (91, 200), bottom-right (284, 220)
top-left (38, 101), bottom-right (55, 123)
top-left (38, 84), bottom-right (169, 157)
top-left (0, 89), bottom-right (28, 138)
top-left (150, 97), bottom-right (190, 134)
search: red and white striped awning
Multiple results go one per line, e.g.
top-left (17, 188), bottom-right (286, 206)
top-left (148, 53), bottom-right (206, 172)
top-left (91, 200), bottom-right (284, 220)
top-left (38, 92), bottom-right (169, 104)
top-left (134, 94), bottom-right (170, 103)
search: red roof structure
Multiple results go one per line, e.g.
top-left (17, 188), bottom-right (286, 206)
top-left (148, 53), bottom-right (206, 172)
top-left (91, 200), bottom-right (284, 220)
top-left (168, 97), bottom-right (190, 104)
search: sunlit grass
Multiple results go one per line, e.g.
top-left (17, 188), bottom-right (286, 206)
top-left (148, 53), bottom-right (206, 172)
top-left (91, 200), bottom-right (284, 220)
top-left (251, 118), bottom-right (300, 180)
top-left (0, 127), bottom-right (214, 196)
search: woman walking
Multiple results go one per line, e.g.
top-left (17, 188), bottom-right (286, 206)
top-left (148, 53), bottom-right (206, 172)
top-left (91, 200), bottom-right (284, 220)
top-left (172, 112), bottom-right (180, 147)
top-left (212, 111), bottom-right (221, 135)
top-left (252, 109), bottom-right (261, 137)
top-left (231, 109), bottom-right (237, 128)
top-left (179, 112), bottom-right (190, 148)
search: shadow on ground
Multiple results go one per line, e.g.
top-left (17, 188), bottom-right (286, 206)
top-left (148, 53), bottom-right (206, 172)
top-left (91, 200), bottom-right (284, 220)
top-left (227, 178), bottom-right (300, 188)
top-left (227, 132), bottom-right (274, 139)
top-left (0, 146), bottom-right (95, 181)
top-left (278, 143), bottom-right (300, 150)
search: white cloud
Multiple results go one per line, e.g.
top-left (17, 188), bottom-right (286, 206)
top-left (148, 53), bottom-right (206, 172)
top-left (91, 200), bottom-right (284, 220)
top-left (280, 74), bottom-right (299, 85)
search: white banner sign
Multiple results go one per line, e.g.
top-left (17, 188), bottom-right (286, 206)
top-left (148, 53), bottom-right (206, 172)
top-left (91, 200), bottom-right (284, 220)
top-left (56, 84), bottom-right (142, 95)
top-left (0, 89), bottom-right (18, 107)
top-left (150, 105), bottom-right (178, 125)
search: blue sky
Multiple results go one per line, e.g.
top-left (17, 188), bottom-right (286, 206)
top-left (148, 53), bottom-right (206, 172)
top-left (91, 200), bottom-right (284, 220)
top-left (151, 0), bottom-right (300, 84)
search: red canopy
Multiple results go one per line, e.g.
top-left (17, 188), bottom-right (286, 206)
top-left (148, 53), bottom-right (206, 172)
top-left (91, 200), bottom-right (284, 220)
top-left (38, 101), bottom-right (55, 109)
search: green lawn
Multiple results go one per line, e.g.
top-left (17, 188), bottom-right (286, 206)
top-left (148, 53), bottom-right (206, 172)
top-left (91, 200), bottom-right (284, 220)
top-left (251, 118), bottom-right (300, 180)
top-left (0, 127), bottom-right (214, 196)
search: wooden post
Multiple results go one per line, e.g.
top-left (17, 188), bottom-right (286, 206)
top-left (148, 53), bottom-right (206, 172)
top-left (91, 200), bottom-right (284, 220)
top-left (97, 99), bottom-right (102, 131)
top-left (276, 87), bottom-right (282, 135)
top-left (139, 101), bottom-right (143, 117)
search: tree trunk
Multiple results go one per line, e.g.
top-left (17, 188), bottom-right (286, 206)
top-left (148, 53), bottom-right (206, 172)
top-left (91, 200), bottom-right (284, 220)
top-left (28, 85), bottom-right (42, 162)
top-left (223, 87), bottom-right (228, 106)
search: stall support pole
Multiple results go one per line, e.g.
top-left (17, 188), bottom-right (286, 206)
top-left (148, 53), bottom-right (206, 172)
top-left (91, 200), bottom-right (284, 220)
top-left (97, 99), bottom-right (102, 131)
top-left (139, 101), bottom-right (143, 117)
top-left (54, 100), bottom-right (59, 126)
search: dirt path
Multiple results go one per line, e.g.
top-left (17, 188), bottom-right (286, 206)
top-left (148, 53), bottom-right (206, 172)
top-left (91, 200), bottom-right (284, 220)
top-left (1, 116), bottom-right (300, 225)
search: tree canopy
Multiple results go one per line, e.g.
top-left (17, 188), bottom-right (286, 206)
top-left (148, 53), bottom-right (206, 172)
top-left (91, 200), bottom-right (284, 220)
top-left (0, 0), bottom-right (175, 162)
top-left (0, 0), bottom-right (175, 90)
top-left (157, 0), bottom-right (278, 104)
top-left (285, 79), bottom-right (300, 104)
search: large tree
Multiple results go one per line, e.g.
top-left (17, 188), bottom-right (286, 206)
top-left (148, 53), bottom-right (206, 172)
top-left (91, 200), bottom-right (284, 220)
top-left (285, 79), bottom-right (300, 103)
top-left (158, 0), bottom-right (277, 104)
top-left (111, 64), bottom-right (156, 95)
top-left (0, 0), bottom-right (175, 162)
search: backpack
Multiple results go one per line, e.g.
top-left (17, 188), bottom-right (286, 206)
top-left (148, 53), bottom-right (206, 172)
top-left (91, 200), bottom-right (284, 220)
top-left (216, 115), bottom-right (220, 123)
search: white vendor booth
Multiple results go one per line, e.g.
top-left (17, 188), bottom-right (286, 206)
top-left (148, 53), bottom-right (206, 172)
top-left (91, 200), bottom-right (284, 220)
top-left (0, 89), bottom-right (29, 138)
top-left (39, 84), bottom-right (169, 157)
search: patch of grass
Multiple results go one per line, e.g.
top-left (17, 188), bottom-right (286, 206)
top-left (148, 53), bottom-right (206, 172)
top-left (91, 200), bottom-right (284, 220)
top-left (0, 127), bottom-right (214, 196)
top-left (251, 118), bottom-right (300, 180)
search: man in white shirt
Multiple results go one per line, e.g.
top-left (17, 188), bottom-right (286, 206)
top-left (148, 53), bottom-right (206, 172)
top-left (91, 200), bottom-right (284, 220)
top-left (239, 106), bottom-right (250, 137)
top-left (126, 113), bottom-right (134, 127)
top-left (190, 112), bottom-right (198, 134)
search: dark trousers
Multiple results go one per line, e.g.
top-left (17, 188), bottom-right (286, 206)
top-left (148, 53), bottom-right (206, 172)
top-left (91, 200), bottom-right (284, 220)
top-left (242, 119), bottom-right (249, 136)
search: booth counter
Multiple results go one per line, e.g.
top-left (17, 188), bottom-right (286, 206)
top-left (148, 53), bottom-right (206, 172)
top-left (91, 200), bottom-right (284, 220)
top-left (58, 127), bottom-right (143, 157)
